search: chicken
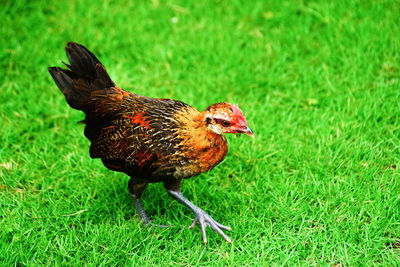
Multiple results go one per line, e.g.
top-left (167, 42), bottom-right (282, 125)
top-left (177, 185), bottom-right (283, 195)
top-left (48, 42), bottom-right (253, 243)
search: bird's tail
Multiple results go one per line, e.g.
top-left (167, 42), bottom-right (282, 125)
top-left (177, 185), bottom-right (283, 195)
top-left (48, 42), bottom-right (115, 110)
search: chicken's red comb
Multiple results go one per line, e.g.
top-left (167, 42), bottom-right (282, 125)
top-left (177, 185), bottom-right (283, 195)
top-left (231, 104), bottom-right (247, 125)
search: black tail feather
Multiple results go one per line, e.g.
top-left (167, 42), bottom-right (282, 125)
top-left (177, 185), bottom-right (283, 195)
top-left (66, 43), bottom-right (99, 81)
top-left (48, 42), bottom-right (115, 110)
top-left (48, 67), bottom-right (88, 109)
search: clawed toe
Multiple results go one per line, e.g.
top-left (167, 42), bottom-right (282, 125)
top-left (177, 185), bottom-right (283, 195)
top-left (142, 220), bottom-right (174, 229)
top-left (189, 210), bottom-right (232, 244)
top-left (166, 189), bottom-right (233, 243)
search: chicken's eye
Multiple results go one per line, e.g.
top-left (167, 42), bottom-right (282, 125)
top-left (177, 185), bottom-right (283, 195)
top-left (215, 119), bottom-right (231, 127)
top-left (222, 120), bottom-right (231, 127)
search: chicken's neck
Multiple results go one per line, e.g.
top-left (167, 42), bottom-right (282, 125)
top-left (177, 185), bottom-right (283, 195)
top-left (170, 107), bottom-right (229, 177)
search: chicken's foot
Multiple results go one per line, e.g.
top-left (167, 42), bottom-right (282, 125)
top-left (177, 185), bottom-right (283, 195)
top-left (166, 186), bottom-right (232, 244)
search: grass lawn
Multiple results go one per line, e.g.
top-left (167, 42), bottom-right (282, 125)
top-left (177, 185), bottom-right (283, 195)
top-left (1, 0), bottom-right (399, 265)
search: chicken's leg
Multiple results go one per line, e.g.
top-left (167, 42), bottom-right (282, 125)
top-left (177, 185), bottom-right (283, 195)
top-left (164, 179), bottom-right (232, 244)
top-left (128, 177), bottom-right (170, 228)
top-left (128, 177), bottom-right (150, 223)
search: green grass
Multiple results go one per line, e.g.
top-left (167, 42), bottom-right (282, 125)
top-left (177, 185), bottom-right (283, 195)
top-left (1, 0), bottom-right (400, 265)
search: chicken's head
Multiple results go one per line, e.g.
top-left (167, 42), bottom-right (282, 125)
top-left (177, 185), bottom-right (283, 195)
top-left (204, 103), bottom-right (253, 136)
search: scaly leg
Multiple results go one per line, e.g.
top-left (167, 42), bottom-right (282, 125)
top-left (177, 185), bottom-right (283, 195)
top-left (128, 177), bottom-right (169, 228)
top-left (164, 179), bottom-right (232, 244)
top-left (128, 177), bottom-right (150, 223)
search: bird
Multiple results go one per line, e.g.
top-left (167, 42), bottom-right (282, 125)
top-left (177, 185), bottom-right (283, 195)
top-left (48, 42), bottom-right (253, 244)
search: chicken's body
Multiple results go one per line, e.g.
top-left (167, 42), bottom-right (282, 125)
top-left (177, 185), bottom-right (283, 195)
top-left (86, 90), bottom-right (227, 180)
top-left (49, 43), bottom-right (252, 243)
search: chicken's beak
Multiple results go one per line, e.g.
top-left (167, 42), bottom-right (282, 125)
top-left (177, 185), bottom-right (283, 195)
top-left (244, 127), bottom-right (254, 137)
top-left (241, 126), bottom-right (254, 137)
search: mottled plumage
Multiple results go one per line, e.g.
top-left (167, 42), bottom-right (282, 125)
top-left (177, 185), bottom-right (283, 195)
top-left (49, 42), bottom-right (253, 243)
